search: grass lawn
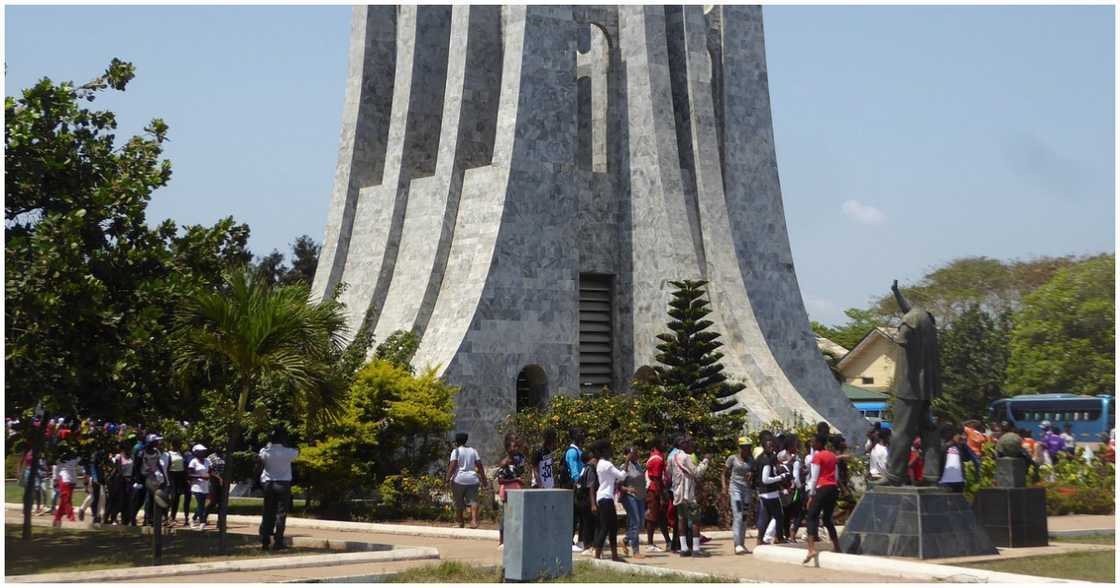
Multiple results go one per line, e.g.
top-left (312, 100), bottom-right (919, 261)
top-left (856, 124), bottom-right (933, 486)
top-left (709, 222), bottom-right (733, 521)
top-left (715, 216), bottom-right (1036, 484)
top-left (4, 525), bottom-right (328, 576)
top-left (960, 550), bottom-right (1115, 583)
top-left (387, 561), bottom-right (730, 583)
top-left (1051, 534), bottom-right (1116, 545)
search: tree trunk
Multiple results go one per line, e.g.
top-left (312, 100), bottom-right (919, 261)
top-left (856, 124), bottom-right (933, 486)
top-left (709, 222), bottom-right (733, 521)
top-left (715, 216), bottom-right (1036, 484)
top-left (218, 379), bottom-right (252, 554)
top-left (21, 422), bottom-right (44, 540)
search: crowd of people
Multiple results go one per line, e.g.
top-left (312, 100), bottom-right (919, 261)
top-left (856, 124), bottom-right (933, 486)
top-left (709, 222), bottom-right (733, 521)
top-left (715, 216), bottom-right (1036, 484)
top-left (445, 423), bottom-right (855, 562)
top-left (864, 418), bottom-right (1116, 489)
top-left (12, 417), bottom-right (300, 551)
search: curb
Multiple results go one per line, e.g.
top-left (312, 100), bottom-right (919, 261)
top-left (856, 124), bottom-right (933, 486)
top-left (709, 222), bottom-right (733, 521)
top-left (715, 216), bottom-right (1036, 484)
top-left (1050, 528), bottom-right (1114, 538)
top-left (223, 513), bottom-right (501, 540)
top-left (585, 558), bottom-right (748, 582)
top-left (751, 545), bottom-right (1073, 583)
top-left (5, 546), bottom-right (440, 583)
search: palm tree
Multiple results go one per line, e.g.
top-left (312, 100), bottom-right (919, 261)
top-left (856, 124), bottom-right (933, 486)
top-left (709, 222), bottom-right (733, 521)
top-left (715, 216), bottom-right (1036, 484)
top-left (173, 265), bottom-right (348, 550)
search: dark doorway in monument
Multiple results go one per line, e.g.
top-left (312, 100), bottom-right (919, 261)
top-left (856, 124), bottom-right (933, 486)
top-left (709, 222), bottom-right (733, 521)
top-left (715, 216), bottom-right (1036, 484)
top-left (516, 365), bottom-right (547, 412)
top-left (632, 366), bottom-right (657, 386)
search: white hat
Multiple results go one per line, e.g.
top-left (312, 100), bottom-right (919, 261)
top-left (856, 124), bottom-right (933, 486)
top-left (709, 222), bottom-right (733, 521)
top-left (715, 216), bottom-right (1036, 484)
top-left (192, 444), bottom-right (207, 453)
top-left (1040, 420), bottom-right (1051, 429)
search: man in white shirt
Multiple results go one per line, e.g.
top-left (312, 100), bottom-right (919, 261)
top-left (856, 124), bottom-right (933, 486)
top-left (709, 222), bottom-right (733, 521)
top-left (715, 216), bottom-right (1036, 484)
top-left (869, 432), bottom-right (890, 480)
top-left (187, 444), bottom-right (211, 529)
top-left (257, 427), bottom-right (299, 551)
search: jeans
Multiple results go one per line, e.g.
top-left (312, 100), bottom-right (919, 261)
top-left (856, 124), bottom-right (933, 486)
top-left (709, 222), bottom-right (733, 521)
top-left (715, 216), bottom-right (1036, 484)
top-left (729, 484), bottom-right (750, 548)
top-left (592, 498), bottom-right (618, 553)
top-left (260, 481), bottom-right (292, 545)
top-left (620, 493), bottom-right (645, 553)
top-left (192, 492), bottom-right (208, 524)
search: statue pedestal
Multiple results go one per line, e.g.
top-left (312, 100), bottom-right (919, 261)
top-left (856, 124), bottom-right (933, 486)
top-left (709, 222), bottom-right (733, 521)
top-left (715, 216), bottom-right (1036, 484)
top-left (972, 487), bottom-right (1048, 547)
top-left (502, 489), bottom-right (573, 581)
top-left (838, 485), bottom-right (998, 559)
top-left (995, 457), bottom-right (1027, 488)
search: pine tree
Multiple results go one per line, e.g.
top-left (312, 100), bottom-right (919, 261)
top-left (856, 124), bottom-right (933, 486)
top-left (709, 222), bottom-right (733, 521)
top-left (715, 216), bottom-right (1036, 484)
top-left (653, 280), bottom-right (744, 412)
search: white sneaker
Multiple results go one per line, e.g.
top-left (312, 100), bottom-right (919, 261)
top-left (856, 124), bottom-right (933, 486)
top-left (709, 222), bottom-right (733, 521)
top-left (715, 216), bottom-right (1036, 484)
top-left (498, 544), bottom-right (504, 551)
top-left (648, 545), bottom-right (664, 553)
top-left (580, 548), bottom-right (594, 556)
top-left (735, 545), bottom-right (746, 555)
top-left (571, 545), bottom-right (583, 552)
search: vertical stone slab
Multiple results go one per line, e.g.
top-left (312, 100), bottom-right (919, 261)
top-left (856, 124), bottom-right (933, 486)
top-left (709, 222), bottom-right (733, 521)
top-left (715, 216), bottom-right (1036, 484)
top-left (312, 6), bottom-right (397, 303)
top-left (618, 5), bottom-right (705, 371)
top-left (336, 6), bottom-right (452, 337)
top-left (502, 489), bottom-right (574, 581)
top-left (718, 5), bottom-right (866, 440)
top-left (373, 6), bottom-right (502, 343)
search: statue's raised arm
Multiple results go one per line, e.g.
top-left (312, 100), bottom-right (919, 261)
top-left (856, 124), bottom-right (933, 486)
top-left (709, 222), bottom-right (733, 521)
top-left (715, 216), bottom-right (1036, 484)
top-left (891, 279), bottom-right (911, 314)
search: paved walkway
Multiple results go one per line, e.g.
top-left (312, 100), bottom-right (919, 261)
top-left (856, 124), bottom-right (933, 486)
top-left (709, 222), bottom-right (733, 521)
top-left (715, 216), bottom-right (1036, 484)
top-left (6, 504), bottom-right (1113, 583)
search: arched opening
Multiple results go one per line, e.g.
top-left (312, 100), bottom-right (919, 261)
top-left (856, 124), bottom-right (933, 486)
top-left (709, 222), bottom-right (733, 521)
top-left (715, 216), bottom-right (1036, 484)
top-left (516, 365), bottom-right (547, 412)
top-left (632, 366), bottom-right (657, 386)
top-left (575, 23), bottom-right (610, 173)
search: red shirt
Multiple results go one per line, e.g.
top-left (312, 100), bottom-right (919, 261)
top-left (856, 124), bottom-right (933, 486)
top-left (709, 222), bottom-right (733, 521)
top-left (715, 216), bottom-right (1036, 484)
top-left (811, 450), bottom-right (838, 488)
top-left (645, 449), bottom-right (665, 491)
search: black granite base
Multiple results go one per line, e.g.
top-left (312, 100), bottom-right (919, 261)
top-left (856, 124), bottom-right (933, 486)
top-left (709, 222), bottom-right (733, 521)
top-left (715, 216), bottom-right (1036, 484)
top-left (838, 485), bottom-right (998, 559)
top-left (973, 487), bottom-right (1049, 547)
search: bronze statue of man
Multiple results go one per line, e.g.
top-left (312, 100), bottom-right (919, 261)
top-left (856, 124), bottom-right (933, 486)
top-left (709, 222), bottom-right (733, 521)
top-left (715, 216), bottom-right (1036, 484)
top-left (881, 280), bottom-right (944, 486)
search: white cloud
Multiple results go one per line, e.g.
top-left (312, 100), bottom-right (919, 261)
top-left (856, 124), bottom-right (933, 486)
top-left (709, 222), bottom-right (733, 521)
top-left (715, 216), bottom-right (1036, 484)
top-left (841, 199), bottom-right (887, 225)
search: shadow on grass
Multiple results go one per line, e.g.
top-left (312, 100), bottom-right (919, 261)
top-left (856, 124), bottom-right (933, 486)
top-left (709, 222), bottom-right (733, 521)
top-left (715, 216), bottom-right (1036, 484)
top-left (4, 525), bottom-right (327, 576)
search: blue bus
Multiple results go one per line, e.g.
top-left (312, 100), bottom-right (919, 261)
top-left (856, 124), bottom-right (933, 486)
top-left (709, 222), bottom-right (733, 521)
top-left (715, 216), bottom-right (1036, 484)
top-left (989, 394), bottom-right (1115, 444)
top-left (853, 402), bottom-right (892, 430)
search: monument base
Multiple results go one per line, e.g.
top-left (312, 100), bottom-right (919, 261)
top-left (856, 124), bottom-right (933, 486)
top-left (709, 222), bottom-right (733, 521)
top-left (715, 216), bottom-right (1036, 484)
top-left (838, 485), bottom-right (998, 559)
top-left (973, 487), bottom-right (1049, 547)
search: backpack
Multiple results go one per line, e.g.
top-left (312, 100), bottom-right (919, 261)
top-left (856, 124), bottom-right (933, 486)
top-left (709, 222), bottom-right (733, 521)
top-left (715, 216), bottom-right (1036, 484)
top-left (555, 446), bottom-right (576, 489)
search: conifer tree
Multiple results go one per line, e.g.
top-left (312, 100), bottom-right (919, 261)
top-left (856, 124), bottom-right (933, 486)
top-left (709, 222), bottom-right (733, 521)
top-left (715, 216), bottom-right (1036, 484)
top-left (653, 280), bottom-right (744, 412)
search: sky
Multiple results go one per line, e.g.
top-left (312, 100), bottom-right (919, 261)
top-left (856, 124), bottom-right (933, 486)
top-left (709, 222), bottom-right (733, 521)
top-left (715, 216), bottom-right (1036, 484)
top-left (5, 5), bottom-right (1115, 326)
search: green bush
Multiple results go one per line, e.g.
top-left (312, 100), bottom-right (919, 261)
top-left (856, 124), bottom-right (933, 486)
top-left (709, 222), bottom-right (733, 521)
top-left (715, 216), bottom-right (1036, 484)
top-left (964, 449), bottom-right (1115, 515)
top-left (296, 360), bottom-right (456, 519)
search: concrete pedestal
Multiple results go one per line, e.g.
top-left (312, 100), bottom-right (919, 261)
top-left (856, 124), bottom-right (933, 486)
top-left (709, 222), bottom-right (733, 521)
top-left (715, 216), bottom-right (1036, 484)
top-left (838, 485), bottom-right (997, 559)
top-left (973, 487), bottom-right (1048, 547)
top-left (502, 489), bottom-right (573, 581)
top-left (995, 457), bottom-right (1026, 488)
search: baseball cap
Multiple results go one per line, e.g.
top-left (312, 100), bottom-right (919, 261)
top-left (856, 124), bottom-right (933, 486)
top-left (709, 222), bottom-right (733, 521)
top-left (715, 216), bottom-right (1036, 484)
top-left (192, 444), bottom-right (207, 453)
top-left (737, 436), bottom-right (751, 446)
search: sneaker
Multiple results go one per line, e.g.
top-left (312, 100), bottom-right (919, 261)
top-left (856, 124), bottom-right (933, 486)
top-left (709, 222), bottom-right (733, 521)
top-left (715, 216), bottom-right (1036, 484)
top-left (648, 545), bottom-right (664, 553)
top-left (679, 550), bottom-right (692, 557)
top-left (498, 544), bottom-right (504, 551)
top-left (581, 548), bottom-right (594, 556)
top-left (199, 523), bottom-right (208, 530)
top-left (735, 545), bottom-right (747, 555)
top-left (571, 545), bottom-right (583, 552)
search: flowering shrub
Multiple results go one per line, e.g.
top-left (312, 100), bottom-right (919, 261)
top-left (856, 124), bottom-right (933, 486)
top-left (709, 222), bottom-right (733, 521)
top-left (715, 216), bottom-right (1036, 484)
top-left (964, 448), bottom-right (1115, 515)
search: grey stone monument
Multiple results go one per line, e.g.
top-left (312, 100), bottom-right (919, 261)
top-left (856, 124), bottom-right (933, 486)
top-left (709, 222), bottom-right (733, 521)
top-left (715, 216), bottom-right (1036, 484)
top-left (502, 489), bottom-right (573, 581)
top-left (312, 5), bottom-right (867, 457)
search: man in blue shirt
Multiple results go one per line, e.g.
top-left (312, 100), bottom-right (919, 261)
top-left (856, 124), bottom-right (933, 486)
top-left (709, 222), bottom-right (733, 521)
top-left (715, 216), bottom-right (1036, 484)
top-left (565, 428), bottom-right (586, 551)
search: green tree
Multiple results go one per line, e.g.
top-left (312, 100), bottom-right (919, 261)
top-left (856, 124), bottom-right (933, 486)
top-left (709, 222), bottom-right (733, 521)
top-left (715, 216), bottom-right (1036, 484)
top-left (375, 330), bottom-right (421, 374)
top-left (173, 265), bottom-right (349, 549)
top-left (652, 280), bottom-right (744, 413)
top-left (5, 59), bottom-right (174, 539)
top-left (1005, 255), bottom-right (1115, 395)
top-left (282, 235), bottom-right (320, 286)
top-left (932, 305), bottom-right (1011, 422)
top-left (298, 360), bottom-right (456, 518)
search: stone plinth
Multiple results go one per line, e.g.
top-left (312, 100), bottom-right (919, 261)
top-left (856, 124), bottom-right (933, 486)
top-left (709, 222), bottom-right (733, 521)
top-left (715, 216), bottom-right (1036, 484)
top-left (838, 485), bottom-right (997, 559)
top-left (995, 457), bottom-right (1026, 488)
top-left (973, 487), bottom-right (1048, 547)
top-left (502, 489), bottom-right (573, 581)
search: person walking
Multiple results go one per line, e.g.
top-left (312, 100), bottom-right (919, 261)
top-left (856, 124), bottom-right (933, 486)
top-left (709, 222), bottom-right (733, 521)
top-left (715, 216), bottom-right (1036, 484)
top-left (669, 436), bottom-right (710, 557)
top-left (77, 447), bottom-right (107, 523)
top-left (564, 428), bottom-right (587, 552)
top-left (166, 442), bottom-right (188, 526)
top-left (52, 448), bottom-right (80, 527)
top-left (803, 434), bottom-right (842, 563)
top-left (591, 440), bottom-right (627, 562)
top-left (575, 448), bottom-right (599, 555)
top-left (37, 454), bottom-right (54, 517)
top-left (258, 427), bottom-right (299, 550)
top-left (496, 432), bottom-right (526, 549)
top-left (618, 446), bottom-right (646, 558)
top-left (781, 439), bottom-right (805, 543)
top-left (447, 432), bottom-right (487, 529)
top-left (106, 441), bottom-right (133, 525)
top-left (531, 429), bottom-right (558, 490)
top-left (134, 434), bottom-right (169, 527)
top-left (643, 439), bottom-right (672, 552)
top-left (187, 444), bottom-right (211, 529)
top-left (205, 448), bottom-right (226, 518)
top-left (756, 437), bottom-right (791, 547)
top-left (721, 437), bottom-right (753, 554)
